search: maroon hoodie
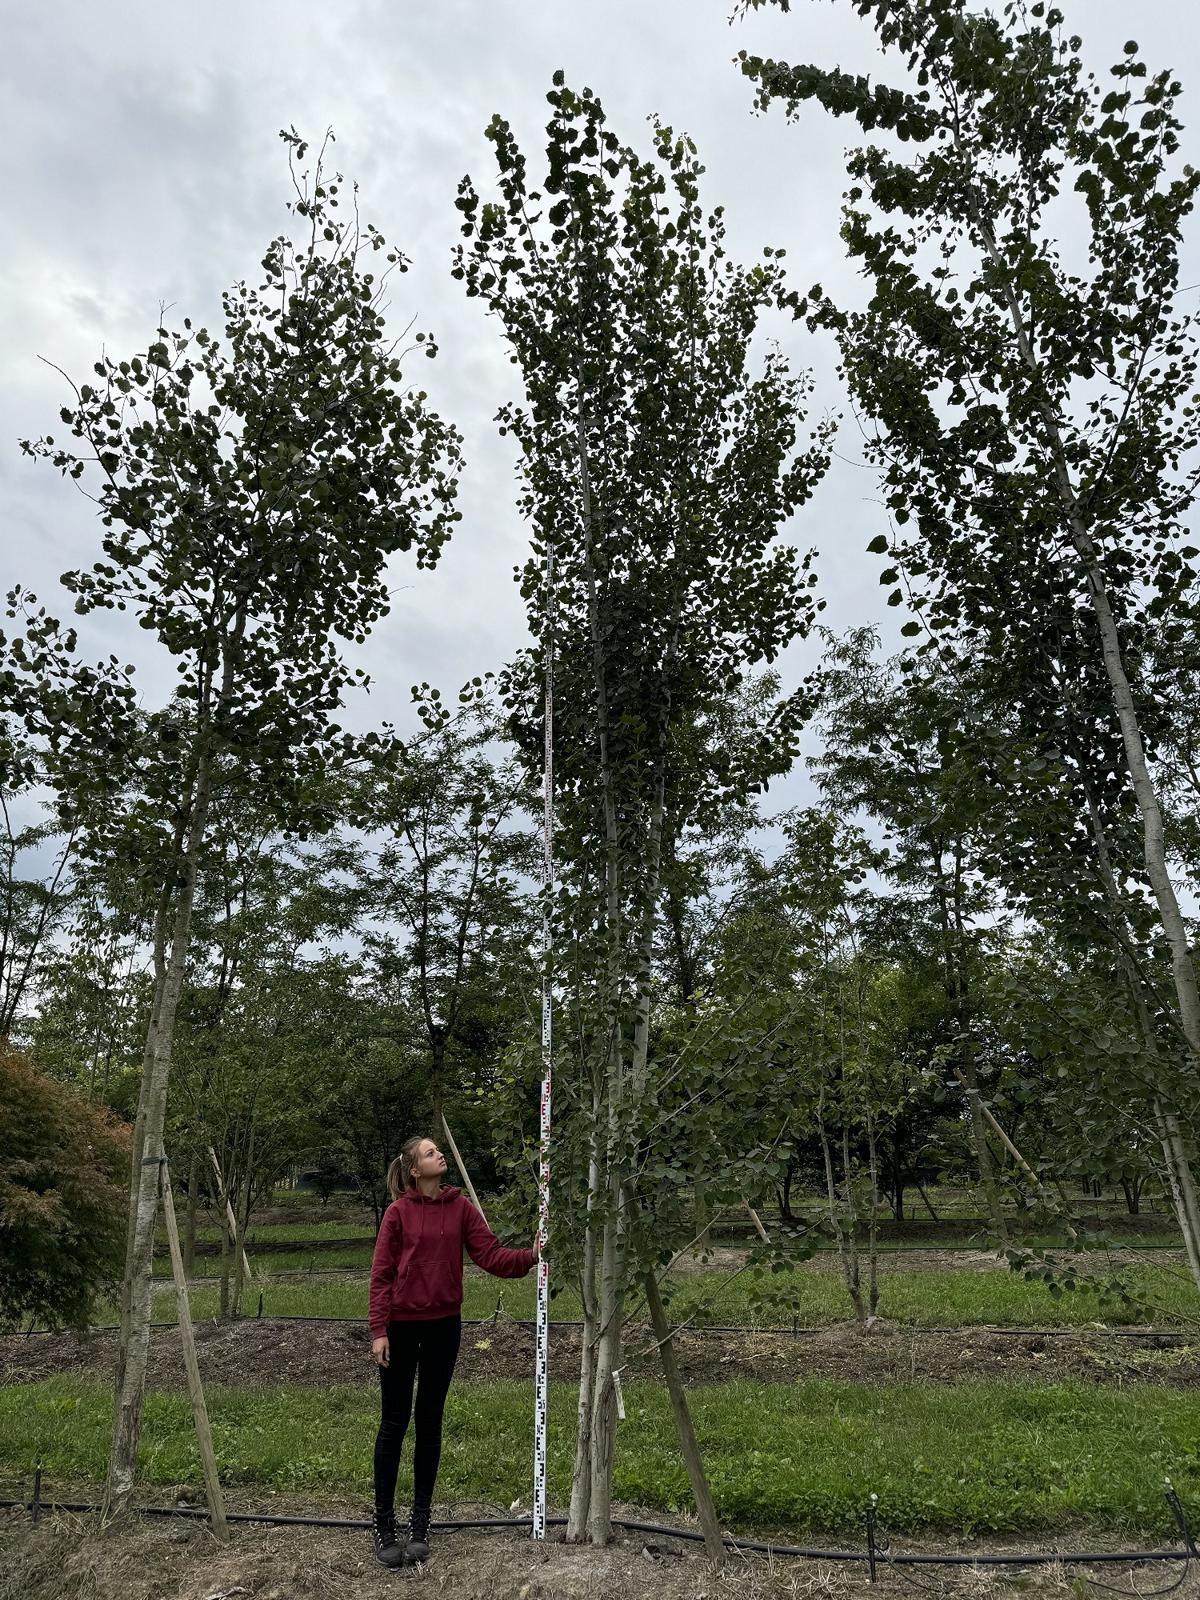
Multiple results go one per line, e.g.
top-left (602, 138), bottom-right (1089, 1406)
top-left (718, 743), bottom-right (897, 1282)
top-left (368, 1185), bottom-right (535, 1334)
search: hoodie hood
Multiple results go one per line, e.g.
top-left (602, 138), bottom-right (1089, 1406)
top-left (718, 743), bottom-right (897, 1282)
top-left (399, 1184), bottom-right (461, 1205)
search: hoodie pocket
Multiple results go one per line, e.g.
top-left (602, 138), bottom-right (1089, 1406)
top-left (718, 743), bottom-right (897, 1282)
top-left (398, 1259), bottom-right (434, 1312)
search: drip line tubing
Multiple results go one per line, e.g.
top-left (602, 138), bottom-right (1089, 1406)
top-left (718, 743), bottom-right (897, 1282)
top-left (13, 1316), bottom-right (1195, 1340)
top-left (0, 1496), bottom-right (1193, 1569)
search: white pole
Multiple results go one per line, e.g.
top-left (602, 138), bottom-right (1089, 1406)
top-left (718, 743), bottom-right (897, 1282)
top-left (532, 539), bottom-right (555, 1541)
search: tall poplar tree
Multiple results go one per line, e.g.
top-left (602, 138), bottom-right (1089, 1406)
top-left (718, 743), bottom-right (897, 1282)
top-left (741, 0), bottom-right (1200, 1245)
top-left (456, 81), bottom-right (829, 1542)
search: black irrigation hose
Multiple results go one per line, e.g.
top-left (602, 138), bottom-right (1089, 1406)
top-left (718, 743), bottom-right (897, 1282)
top-left (13, 1315), bottom-right (1196, 1339)
top-left (1, 1493), bottom-right (1195, 1570)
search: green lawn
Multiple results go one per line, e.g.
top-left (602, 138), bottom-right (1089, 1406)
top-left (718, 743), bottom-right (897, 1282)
top-left (155, 1237), bottom-right (1188, 1280)
top-left (153, 1246), bottom-right (375, 1278)
top-left (154, 1220), bottom-right (375, 1248)
top-left (105, 1260), bottom-right (1200, 1330)
top-left (2, 1372), bottom-right (1196, 1535)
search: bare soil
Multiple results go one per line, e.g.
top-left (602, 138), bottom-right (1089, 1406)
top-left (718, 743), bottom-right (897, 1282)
top-left (0, 1501), bottom-right (1184, 1600)
top-left (681, 1245), bottom-right (1192, 1273)
top-left (4, 1315), bottom-right (1199, 1393)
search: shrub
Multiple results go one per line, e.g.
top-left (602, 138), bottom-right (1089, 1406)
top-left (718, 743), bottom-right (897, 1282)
top-left (0, 1041), bottom-right (129, 1329)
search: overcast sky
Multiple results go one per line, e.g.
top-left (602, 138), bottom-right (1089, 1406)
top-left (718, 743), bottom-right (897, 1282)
top-left (3, 0), bottom-right (1198, 818)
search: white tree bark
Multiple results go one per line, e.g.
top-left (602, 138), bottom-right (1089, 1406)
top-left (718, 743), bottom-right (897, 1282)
top-left (103, 750), bottom-right (214, 1520)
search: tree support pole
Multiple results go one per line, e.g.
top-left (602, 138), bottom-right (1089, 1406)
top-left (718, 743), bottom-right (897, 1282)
top-left (207, 1146), bottom-right (253, 1288)
top-left (641, 1270), bottom-right (725, 1564)
top-left (951, 1069), bottom-right (1076, 1241)
top-left (161, 1156), bottom-right (228, 1542)
top-left (441, 1116), bottom-right (490, 1229)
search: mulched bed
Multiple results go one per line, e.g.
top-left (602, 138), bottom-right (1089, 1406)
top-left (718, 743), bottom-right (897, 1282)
top-left (4, 1315), bottom-right (1199, 1392)
top-left (1, 1498), bottom-right (1134, 1600)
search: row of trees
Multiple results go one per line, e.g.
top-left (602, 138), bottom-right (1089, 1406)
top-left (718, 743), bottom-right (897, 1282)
top-left (3, 0), bottom-right (1200, 1554)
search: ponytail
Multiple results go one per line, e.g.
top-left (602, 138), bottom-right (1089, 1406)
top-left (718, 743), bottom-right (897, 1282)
top-left (386, 1133), bottom-right (430, 1202)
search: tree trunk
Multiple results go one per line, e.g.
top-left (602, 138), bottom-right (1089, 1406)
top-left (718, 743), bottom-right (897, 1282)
top-left (819, 1111), bottom-right (864, 1324)
top-left (182, 1151), bottom-right (199, 1280)
top-left (694, 1174), bottom-right (712, 1248)
top-left (929, 842), bottom-right (1006, 1248)
top-left (103, 752), bottom-right (214, 1522)
top-left (219, 1206), bottom-right (232, 1321)
top-left (567, 1190), bottom-right (600, 1540)
top-left (914, 1178), bottom-right (940, 1221)
top-left (429, 1035), bottom-right (445, 1131)
top-left (1157, 1102), bottom-right (1200, 1290)
top-left (586, 1183), bottom-right (625, 1544)
top-left (1079, 783), bottom-right (1200, 1287)
top-left (231, 1130), bottom-right (255, 1321)
top-left (582, 771), bottom-right (668, 1544)
top-left (865, 1111), bottom-right (881, 1322)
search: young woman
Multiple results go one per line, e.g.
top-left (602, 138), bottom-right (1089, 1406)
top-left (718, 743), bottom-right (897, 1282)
top-left (368, 1133), bottom-right (537, 1568)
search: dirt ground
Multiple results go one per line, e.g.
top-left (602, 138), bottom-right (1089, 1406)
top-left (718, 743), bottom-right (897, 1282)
top-left (3, 1501), bottom-right (1192, 1600)
top-left (679, 1245), bottom-right (1193, 1274)
top-left (4, 1315), bottom-right (1199, 1392)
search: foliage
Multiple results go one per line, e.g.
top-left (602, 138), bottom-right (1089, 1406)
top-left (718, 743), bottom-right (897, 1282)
top-left (356, 711), bottom-right (539, 1122)
top-left (0, 792), bottom-right (76, 1042)
top-left (456, 70), bottom-right (830, 1268)
top-left (0, 1042), bottom-right (129, 1330)
top-left (740, 0), bottom-right (1200, 1101)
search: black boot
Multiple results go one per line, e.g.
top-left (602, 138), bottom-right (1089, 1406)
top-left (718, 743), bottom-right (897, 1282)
top-left (401, 1502), bottom-right (432, 1566)
top-left (372, 1505), bottom-right (405, 1568)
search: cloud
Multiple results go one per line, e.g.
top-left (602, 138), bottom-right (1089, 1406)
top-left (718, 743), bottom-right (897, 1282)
top-left (2, 0), bottom-right (1194, 804)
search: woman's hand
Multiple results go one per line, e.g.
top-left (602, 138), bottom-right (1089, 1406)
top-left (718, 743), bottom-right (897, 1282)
top-left (372, 1335), bottom-right (390, 1368)
top-left (533, 1230), bottom-right (544, 1261)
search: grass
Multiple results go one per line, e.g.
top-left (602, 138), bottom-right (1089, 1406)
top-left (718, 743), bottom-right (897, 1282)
top-left (218, 1221), bottom-right (375, 1245)
top-left (98, 1260), bottom-right (1200, 1330)
top-left (153, 1246), bottom-right (375, 1278)
top-left (2, 1371), bottom-right (1197, 1536)
top-left (154, 1235), bottom-right (1187, 1277)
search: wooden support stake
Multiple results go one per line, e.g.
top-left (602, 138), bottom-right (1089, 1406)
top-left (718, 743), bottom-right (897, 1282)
top-left (951, 1070), bottom-right (1077, 1240)
top-left (642, 1269), bottom-right (726, 1565)
top-left (207, 1146), bottom-right (254, 1284)
top-left (441, 1115), bottom-right (491, 1230)
top-left (744, 1201), bottom-right (770, 1244)
top-left (162, 1157), bottom-right (229, 1542)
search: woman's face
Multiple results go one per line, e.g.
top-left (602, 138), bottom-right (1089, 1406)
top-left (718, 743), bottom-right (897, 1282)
top-left (414, 1139), bottom-right (447, 1182)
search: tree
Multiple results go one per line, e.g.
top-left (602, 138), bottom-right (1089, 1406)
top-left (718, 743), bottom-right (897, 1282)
top-left (812, 629), bottom-right (1014, 1242)
top-left (0, 1041), bottom-right (129, 1331)
top-left (741, 0), bottom-right (1200, 1105)
top-left (170, 819), bottom-right (369, 1314)
top-left (24, 863), bottom-right (151, 1106)
top-left (358, 712), bottom-right (538, 1125)
top-left (8, 129), bottom-right (462, 1516)
top-left (456, 81), bottom-right (829, 1543)
top-left (0, 721), bottom-right (77, 1043)
top-left (809, 626), bottom-right (1200, 1262)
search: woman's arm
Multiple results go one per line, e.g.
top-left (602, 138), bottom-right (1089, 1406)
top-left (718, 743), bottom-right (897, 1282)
top-left (368, 1205), bottom-right (402, 1337)
top-left (462, 1201), bottom-right (535, 1278)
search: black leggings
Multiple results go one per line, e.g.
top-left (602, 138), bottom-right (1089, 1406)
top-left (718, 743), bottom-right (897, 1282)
top-left (373, 1315), bottom-right (462, 1512)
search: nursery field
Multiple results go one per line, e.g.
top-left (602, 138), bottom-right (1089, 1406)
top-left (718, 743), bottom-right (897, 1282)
top-left (7, 1200), bottom-right (1200, 1580)
top-left (132, 1253), bottom-right (1200, 1329)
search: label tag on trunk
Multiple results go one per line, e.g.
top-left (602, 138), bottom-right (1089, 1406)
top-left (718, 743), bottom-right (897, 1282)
top-left (613, 1368), bottom-right (626, 1421)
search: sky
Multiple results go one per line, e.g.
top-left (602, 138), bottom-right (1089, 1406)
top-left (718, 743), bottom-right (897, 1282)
top-left (2, 0), bottom-right (1199, 820)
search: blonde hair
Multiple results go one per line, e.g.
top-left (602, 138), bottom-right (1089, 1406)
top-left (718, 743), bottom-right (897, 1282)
top-left (386, 1133), bottom-right (432, 1202)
